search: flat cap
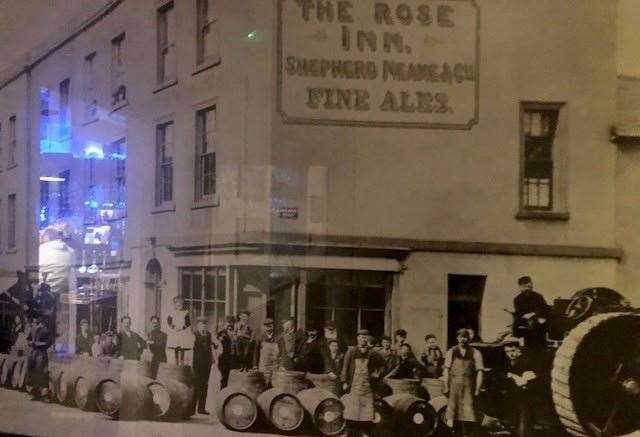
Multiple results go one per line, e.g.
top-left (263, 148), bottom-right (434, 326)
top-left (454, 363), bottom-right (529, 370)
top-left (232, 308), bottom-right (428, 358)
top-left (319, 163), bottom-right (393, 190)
top-left (325, 320), bottom-right (336, 329)
top-left (263, 318), bottom-right (274, 325)
top-left (357, 329), bottom-right (370, 336)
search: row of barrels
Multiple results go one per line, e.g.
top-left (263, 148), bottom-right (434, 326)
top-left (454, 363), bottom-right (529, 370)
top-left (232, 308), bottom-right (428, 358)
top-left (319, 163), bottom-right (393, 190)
top-left (0, 352), bottom-right (195, 422)
top-left (217, 370), bottom-right (444, 436)
top-left (50, 356), bottom-right (195, 421)
top-left (0, 353), bottom-right (29, 390)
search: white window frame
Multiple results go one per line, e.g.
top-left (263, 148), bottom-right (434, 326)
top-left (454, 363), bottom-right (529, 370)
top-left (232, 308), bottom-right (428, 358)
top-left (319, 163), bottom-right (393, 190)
top-left (8, 116), bottom-right (16, 168)
top-left (155, 121), bottom-right (174, 209)
top-left (7, 194), bottom-right (16, 250)
top-left (195, 105), bottom-right (217, 204)
top-left (196, 0), bottom-right (219, 67)
top-left (180, 267), bottom-right (228, 329)
top-left (83, 53), bottom-right (97, 121)
top-left (157, 2), bottom-right (176, 85)
top-left (111, 34), bottom-right (126, 107)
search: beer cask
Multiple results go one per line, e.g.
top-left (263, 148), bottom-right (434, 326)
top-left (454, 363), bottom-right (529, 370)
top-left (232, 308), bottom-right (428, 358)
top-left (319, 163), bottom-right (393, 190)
top-left (371, 397), bottom-right (396, 437)
top-left (422, 378), bottom-right (444, 399)
top-left (257, 387), bottom-right (305, 432)
top-left (74, 357), bottom-right (112, 411)
top-left (383, 393), bottom-right (438, 436)
top-left (297, 387), bottom-right (346, 436)
top-left (1, 354), bottom-right (18, 386)
top-left (0, 354), bottom-right (7, 381)
top-left (10, 356), bottom-right (25, 389)
top-left (58, 356), bottom-right (108, 405)
top-left (271, 370), bottom-right (308, 394)
top-left (95, 359), bottom-right (155, 418)
top-left (384, 377), bottom-right (423, 397)
top-left (153, 363), bottom-right (195, 421)
top-left (216, 386), bottom-right (259, 431)
top-left (228, 369), bottom-right (267, 399)
top-left (306, 373), bottom-right (342, 396)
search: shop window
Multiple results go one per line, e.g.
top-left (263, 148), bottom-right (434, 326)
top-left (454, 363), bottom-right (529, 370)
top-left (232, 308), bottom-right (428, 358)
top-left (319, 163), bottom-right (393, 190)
top-left (181, 267), bottom-right (227, 330)
top-left (519, 102), bottom-right (568, 219)
top-left (157, 2), bottom-right (176, 84)
top-left (7, 194), bottom-right (16, 249)
top-left (111, 34), bottom-right (126, 107)
top-left (8, 115), bottom-right (16, 167)
top-left (196, 0), bottom-right (219, 66)
top-left (195, 105), bottom-right (217, 201)
top-left (307, 271), bottom-right (388, 345)
top-left (83, 52), bottom-right (97, 120)
top-left (155, 121), bottom-right (174, 206)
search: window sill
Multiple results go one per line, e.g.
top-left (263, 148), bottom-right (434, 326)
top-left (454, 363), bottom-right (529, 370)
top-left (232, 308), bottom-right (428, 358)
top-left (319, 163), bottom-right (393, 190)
top-left (152, 202), bottom-right (176, 215)
top-left (153, 78), bottom-right (178, 94)
top-left (191, 193), bottom-right (220, 210)
top-left (5, 247), bottom-right (17, 254)
top-left (516, 210), bottom-right (570, 221)
top-left (6, 163), bottom-right (17, 171)
top-left (193, 56), bottom-right (221, 76)
top-left (110, 100), bottom-right (129, 114)
top-left (82, 116), bottom-right (99, 126)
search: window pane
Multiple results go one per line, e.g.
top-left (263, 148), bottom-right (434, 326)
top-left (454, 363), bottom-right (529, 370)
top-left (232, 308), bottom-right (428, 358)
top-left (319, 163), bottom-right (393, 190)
top-left (331, 287), bottom-right (358, 308)
top-left (308, 286), bottom-right (329, 308)
top-left (204, 273), bottom-right (216, 300)
top-left (216, 272), bottom-right (226, 300)
top-left (181, 272), bottom-right (192, 300)
top-left (192, 301), bottom-right (202, 318)
top-left (361, 310), bottom-right (385, 339)
top-left (192, 273), bottom-right (202, 300)
top-left (360, 288), bottom-right (386, 310)
top-left (334, 309), bottom-right (358, 345)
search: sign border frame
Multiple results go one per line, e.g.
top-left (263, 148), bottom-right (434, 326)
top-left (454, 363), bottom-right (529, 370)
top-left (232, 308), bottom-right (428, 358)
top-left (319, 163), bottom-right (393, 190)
top-left (276, 0), bottom-right (481, 130)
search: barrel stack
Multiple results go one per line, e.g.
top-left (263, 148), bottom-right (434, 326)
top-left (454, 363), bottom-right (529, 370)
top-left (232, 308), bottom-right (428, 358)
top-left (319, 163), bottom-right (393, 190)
top-left (57, 356), bottom-right (106, 405)
top-left (153, 363), bottom-right (195, 421)
top-left (297, 387), bottom-right (346, 436)
top-left (73, 356), bottom-right (113, 411)
top-left (216, 369), bottom-right (267, 431)
top-left (381, 377), bottom-right (438, 436)
top-left (257, 370), bottom-right (307, 433)
top-left (1, 353), bottom-right (21, 387)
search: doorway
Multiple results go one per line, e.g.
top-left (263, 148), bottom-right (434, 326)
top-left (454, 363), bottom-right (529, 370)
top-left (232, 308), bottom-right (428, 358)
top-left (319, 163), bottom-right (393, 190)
top-left (145, 259), bottom-right (162, 332)
top-left (447, 274), bottom-right (486, 347)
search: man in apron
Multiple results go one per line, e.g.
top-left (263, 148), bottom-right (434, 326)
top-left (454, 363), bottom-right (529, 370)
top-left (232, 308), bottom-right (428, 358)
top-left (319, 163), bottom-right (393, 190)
top-left (443, 328), bottom-right (485, 437)
top-left (341, 329), bottom-right (384, 436)
top-left (252, 318), bottom-right (279, 386)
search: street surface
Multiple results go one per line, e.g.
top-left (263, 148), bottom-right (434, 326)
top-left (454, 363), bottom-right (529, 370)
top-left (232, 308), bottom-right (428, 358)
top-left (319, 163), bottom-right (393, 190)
top-left (0, 387), bottom-right (299, 437)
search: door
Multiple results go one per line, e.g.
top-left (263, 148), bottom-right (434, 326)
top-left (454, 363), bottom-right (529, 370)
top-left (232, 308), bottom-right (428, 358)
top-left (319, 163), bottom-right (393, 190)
top-left (447, 274), bottom-right (486, 348)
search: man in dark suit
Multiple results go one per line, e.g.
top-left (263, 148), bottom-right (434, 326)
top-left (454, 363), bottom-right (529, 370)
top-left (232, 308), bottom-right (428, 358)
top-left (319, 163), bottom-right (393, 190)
top-left (513, 276), bottom-right (550, 349)
top-left (216, 315), bottom-right (238, 389)
top-left (116, 315), bottom-right (146, 360)
top-left (193, 316), bottom-right (214, 415)
top-left (76, 319), bottom-right (93, 355)
top-left (147, 315), bottom-right (167, 377)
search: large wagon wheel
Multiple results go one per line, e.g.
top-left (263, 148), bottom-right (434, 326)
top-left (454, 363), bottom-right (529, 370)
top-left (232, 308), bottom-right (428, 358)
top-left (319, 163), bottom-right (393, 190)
top-left (551, 312), bottom-right (640, 436)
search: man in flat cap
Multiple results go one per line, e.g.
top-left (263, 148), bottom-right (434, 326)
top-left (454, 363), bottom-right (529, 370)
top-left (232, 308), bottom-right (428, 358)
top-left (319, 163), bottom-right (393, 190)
top-left (443, 328), bottom-right (485, 436)
top-left (277, 318), bottom-right (304, 371)
top-left (193, 316), bottom-right (215, 414)
top-left (512, 276), bottom-right (550, 350)
top-left (215, 315), bottom-right (239, 389)
top-left (341, 329), bottom-right (385, 436)
top-left (76, 318), bottom-right (92, 356)
top-left (235, 310), bottom-right (254, 371)
top-left (501, 337), bottom-right (539, 437)
top-left (252, 318), bottom-right (279, 386)
top-left (296, 322), bottom-right (325, 374)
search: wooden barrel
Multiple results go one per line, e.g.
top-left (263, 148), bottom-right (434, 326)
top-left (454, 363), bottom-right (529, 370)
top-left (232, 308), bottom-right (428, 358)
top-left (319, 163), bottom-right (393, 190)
top-left (383, 393), bottom-right (438, 436)
top-left (1, 354), bottom-right (18, 386)
top-left (216, 387), bottom-right (259, 431)
top-left (228, 369), bottom-right (267, 399)
top-left (96, 371), bottom-right (158, 420)
top-left (428, 395), bottom-right (448, 430)
top-left (74, 357), bottom-right (113, 411)
top-left (156, 363), bottom-right (195, 420)
top-left (17, 355), bottom-right (29, 389)
top-left (297, 388), bottom-right (346, 436)
top-left (58, 356), bottom-right (105, 405)
top-left (0, 354), bottom-right (7, 379)
top-left (306, 373), bottom-right (342, 396)
top-left (10, 356), bottom-right (26, 389)
top-left (371, 397), bottom-right (396, 437)
top-left (257, 387), bottom-right (305, 432)
top-left (271, 370), bottom-right (308, 394)
top-left (384, 378), bottom-right (423, 396)
top-left (422, 378), bottom-right (444, 399)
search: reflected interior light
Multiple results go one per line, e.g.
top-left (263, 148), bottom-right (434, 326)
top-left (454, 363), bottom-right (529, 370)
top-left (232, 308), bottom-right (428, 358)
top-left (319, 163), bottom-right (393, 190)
top-left (39, 176), bottom-right (66, 182)
top-left (84, 142), bottom-right (105, 159)
top-left (247, 30), bottom-right (258, 40)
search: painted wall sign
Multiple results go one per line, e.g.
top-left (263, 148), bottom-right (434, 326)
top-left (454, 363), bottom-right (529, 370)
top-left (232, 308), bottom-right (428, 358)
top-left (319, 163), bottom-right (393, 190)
top-left (277, 0), bottom-right (480, 129)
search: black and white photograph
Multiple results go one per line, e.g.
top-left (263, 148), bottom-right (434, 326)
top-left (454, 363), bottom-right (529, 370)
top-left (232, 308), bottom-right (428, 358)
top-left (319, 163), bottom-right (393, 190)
top-left (0, 1), bottom-right (639, 436)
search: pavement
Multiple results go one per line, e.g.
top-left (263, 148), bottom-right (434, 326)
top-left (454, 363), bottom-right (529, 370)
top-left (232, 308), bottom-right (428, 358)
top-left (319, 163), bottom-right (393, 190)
top-left (0, 387), bottom-right (286, 437)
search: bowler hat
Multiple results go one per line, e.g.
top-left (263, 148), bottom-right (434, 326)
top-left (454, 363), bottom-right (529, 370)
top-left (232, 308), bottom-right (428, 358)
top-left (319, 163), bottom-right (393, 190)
top-left (357, 329), bottom-right (370, 336)
top-left (518, 276), bottom-right (532, 285)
